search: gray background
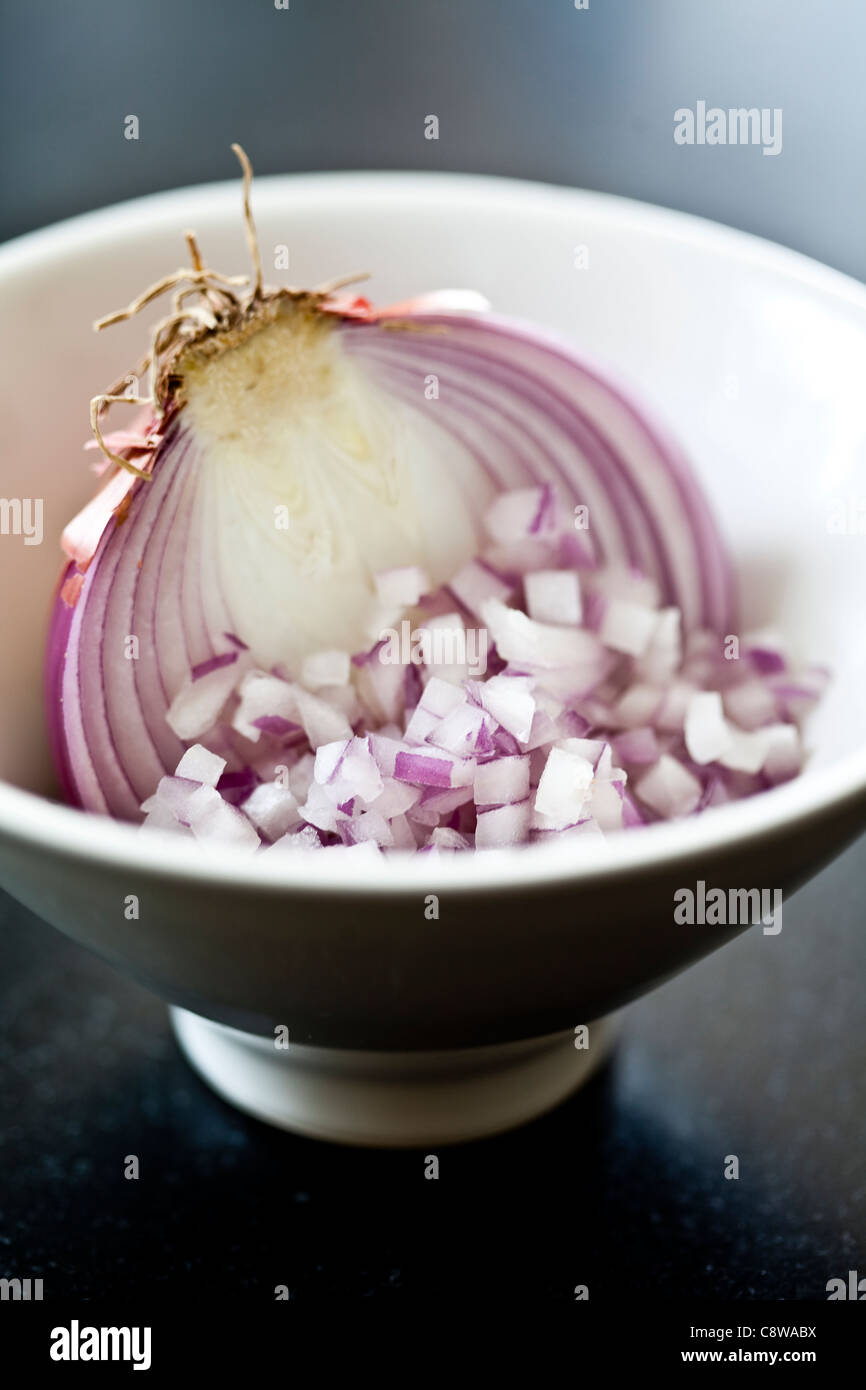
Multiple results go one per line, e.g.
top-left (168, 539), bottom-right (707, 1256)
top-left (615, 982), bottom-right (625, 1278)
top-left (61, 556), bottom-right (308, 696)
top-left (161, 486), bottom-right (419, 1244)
top-left (2, 0), bottom-right (864, 279)
top-left (1, 0), bottom-right (864, 1302)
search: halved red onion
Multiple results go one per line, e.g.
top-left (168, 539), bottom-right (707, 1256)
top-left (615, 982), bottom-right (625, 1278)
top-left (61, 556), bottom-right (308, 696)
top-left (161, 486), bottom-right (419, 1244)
top-left (48, 282), bottom-right (736, 822)
top-left (46, 149), bottom-right (822, 857)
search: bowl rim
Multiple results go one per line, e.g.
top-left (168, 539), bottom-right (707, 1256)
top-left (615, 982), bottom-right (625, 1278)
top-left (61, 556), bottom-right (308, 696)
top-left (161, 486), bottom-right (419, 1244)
top-left (1, 168), bottom-right (865, 897)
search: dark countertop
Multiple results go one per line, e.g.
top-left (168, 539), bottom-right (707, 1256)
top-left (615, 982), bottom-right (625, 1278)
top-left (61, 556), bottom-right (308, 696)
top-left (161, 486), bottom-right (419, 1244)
top-left (2, 836), bottom-right (863, 1301)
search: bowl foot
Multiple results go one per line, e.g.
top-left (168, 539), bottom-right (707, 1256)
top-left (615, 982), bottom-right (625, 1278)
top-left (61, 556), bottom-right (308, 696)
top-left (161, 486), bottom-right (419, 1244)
top-left (170, 1008), bottom-right (618, 1147)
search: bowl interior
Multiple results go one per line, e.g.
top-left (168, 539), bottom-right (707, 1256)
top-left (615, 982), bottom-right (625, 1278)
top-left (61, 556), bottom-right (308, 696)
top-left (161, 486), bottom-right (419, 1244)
top-left (0, 173), bottom-right (864, 812)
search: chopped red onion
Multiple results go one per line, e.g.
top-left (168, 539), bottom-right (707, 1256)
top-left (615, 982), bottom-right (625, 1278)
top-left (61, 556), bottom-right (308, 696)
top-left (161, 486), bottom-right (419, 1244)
top-left (128, 484), bottom-right (816, 851)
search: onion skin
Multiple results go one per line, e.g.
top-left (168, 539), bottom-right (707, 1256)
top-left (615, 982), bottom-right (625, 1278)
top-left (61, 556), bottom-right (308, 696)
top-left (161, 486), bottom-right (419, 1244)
top-left (45, 564), bottom-right (80, 807)
top-left (47, 297), bottom-right (736, 823)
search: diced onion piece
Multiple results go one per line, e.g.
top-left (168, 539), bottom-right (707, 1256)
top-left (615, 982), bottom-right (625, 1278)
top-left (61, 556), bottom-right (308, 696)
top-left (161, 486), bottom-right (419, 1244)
top-left (722, 679), bottom-right (778, 731)
top-left (534, 745), bottom-right (594, 829)
top-left (429, 827), bottom-right (472, 852)
top-left (232, 671), bottom-right (299, 742)
top-left (342, 809), bottom-right (394, 849)
top-left (313, 737), bottom-right (351, 785)
top-left (428, 701), bottom-right (486, 756)
top-left (338, 840), bottom-right (385, 860)
top-left (589, 777), bottom-right (625, 831)
top-left (635, 755), bottom-right (702, 818)
top-left (374, 566), bottom-right (430, 610)
top-left (301, 649), bottom-right (351, 691)
top-left (718, 727), bottom-right (771, 775)
top-left (188, 790), bottom-right (261, 853)
top-left (762, 723), bottom-right (802, 784)
top-left (174, 744), bottom-right (227, 788)
top-left (152, 775), bottom-right (201, 822)
top-left (354, 641), bottom-right (407, 724)
top-left (418, 676), bottom-right (467, 719)
top-left (388, 814), bottom-right (419, 850)
top-left (315, 735), bottom-right (383, 807)
top-left (477, 674), bottom-right (536, 742)
top-left (475, 800), bottom-right (532, 848)
top-left (167, 660), bottom-right (243, 740)
top-left (474, 755), bottom-right (531, 806)
top-left (743, 629), bottom-right (788, 675)
top-left (241, 782), bottom-right (303, 839)
top-left (684, 691), bottom-right (733, 765)
top-left (555, 736), bottom-right (607, 770)
top-left (409, 784), bottom-right (474, 825)
top-left (301, 781), bottom-right (352, 831)
top-left (288, 752), bottom-right (316, 801)
top-left (600, 598), bottom-right (658, 657)
top-left (368, 732), bottom-right (404, 777)
top-left (370, 778), bottom-right (422, 818)
top-left (612, 683), bottom-right (663, 729)
top-left (656, 679), bottom-right (697, 733)
top-left (336, 736), bottom-right (385, 804)
top-left (589, 566), bottom-right (661, 610)
top-left (612, 727), bottom-right (660, 766)
top-left (268, 825), bottom-right (323, 853)
top-left (394, 751), bottom-right (455, 788)
top-left (636, 607), bottom-right (682, 683)
top-left (449, 559), bottom-right (513, 621)
top-left (143, 801), bottom-right (191, 835)
top-left (481, 598), bottom-right (605, 671)
top-left (524, 570), bottom-right (582, 626)
top-left (295, 688), bottom-right (353, 747)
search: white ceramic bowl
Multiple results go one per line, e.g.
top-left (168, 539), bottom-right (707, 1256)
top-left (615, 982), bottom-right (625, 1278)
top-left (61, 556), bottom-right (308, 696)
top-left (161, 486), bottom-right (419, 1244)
top-left (1, 174), bottom-right (864, 1145)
